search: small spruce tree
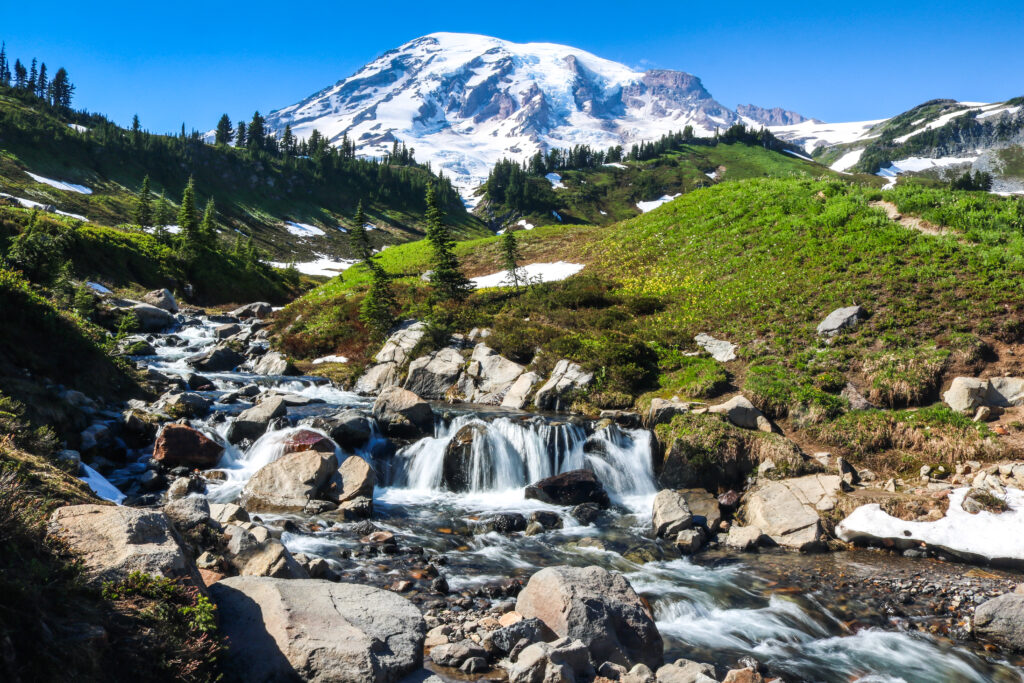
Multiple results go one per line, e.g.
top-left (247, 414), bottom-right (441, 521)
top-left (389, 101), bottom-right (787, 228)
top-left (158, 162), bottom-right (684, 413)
top-left (177, 177), bottom-right (198, 242)
top-left (215, 114), bottom-right (233, 145)
top-left (425, 185), bottom-right (472, 301)
top-left (349, 200), bottom-right (372, 262)
top-left (135, 175), bottom-right (152, 227)
top-left (200, 198), bottom-right (216, 243)
top-left (501, 229), bottom-right (524, 289)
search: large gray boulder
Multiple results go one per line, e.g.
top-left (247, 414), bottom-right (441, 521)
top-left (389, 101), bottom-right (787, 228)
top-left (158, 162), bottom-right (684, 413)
top-left (404, 347), bottom-right (464, 399)
top-left (319, 409), bottom-right (375, 450)
top-left (373, 386), bottom-right (434, 439)
top-left (706, 395), bottom-right (771, 432)
top-left (226, 396), bottom-right (288, 443)
top-left (974, 593), bottom-right (1024, 653)
top-left (354, 363), bottom-right (399, 395)
top-left (210, 577), bottom-right (425, 682)
top-left (501, 371), bottom-right (541, 410)
top-left (534, 360), bottom-right (594, 411)
top-left (128, 302), bottom-right (175, 332)
top-left (253, 351), bottom-right (299, 376)
top-left (337, 455), bottom-right (375, 504)
top-left (142, 288), bottom-right (178, 312)
top-left (186, 344), bottom-right (245, 372)
top-left (943, 376), bottom-right (1024, 413)
top-left (239, 450), bottom-right (337, 512)
top-left (652, 490), bottom-right (693, 538)
top-left (461, 344), bottom-right (526, 404)
top-left (645, 398), bottom-right (694, 428)
top-left (516, 565), bottom-right (663, 670)
top-left (742, 474), bottom-right (841, 551)
top-left (375, 320), bottom-right (427, 365)
top-left (47, 505), bottom-right (200, 586)
top-left (694, 333), bottom-right (737, 362)
top-left (506, 637), bottom-right (595, 683)
top-left (231, 302), bottom-right (272, 319)
top-left (816, 305), bottom-right (864, 337)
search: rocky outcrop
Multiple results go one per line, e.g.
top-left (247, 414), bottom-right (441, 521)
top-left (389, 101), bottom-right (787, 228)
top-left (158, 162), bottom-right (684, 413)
top-left (355, 363), bottom-right (399, 395)
top-left (516, 565), bottom-right (663, 670)
top-left (706, 395), bottom-right (772, 431)
top-left (501, 371), bottom-right (541, 410)
top-left (48, 505), bottom-right (200, 586)
top-left (974, 593), bottom-right (1024, 653)
top-left (253, 351), bottom-right (299, 376)
top-left (141, 288), bottom-right (178, 312)
top-left (534, 360), bottom-right (594, 411)
top-left (355, 321), bottom-right (426, 395)
top-left (226, 396), bottom-right (288, 443)
top-left (741, 474), bottom-right (841, 551)
top-left (211, 577), bottom-right (425, 682)
top-left (944, 376), bottom-right (1024, 413)
top-left (645, 398), bottom-right (695, 428)
top-left (460, 344), bottom-right (527, 404)
top-left (816, 305), bottom-right (864, 337)
top-left (525, 470), bottom-right (610, 507)
top-left (153, 424), bottom-right (224, 468)
top-left (231, 302), bottom-right (272, 319)
top-left (239, 450), bottom-right (337, 512)
top-left (372, 386), bottom-right (434, 439)
top-left (404, 347), bottom-right (464, 399)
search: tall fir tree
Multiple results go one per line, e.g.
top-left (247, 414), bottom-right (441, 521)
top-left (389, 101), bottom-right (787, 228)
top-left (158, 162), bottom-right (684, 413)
top-left (13, 59), bottom-right (25, 89)
top-left (200, 198), bottom-right (216, 242)
top-left (0, 43), bottom-right (8, 86)
top-left (28, 59), bottom-right (37, 90)
top-left (501, 229), bottom-right (524, 289)
top-left (215, 114), bottom-right (233, 145)
top-left (247, 111), bottom-right (266, 151)
top-left (349, 200), bottom-right (372, 262)
top-left (49, 67), bottom-right (73, 110)
top-left (135, 175), bottom-right (153, 227)
top-left (425, 185), bottom-right (472, 301)
top-left (35, 62), bottom-right (47, 99)
top-left (235, 121), bottom-right (247, 148)
top-left (177, 177), bottom-right (198, 242)
top-left (281, 124), bottom-right (295, 156)
top-left (360, 264), bottom-right (398, 338)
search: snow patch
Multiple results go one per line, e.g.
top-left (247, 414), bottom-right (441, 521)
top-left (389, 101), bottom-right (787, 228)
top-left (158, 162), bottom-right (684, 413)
top-left (830, 149), bottom-right (864, 173)
top-left (0, 192), bottom-right (86, 219)
top-left (142, 224), bottom-right (182, 235)
top-left (783, 149), bottom-right (814, 162)
top-left (269, 256), bottom-right (357, 277)
top-left (837, 487), bottom-right (1024, 563)
top-left (312, 354), bottom-right (349, 365)
top-left (879, 155), bottom-right (978, 175)
top-left (603, 162), bottom-right (626, 169)
top-left (471, 261), bottom-right (584, 288)
top-left (86, 281), bottom-right (112, 295)
top-left (636, 194), bottom-right (681, 213)
top-left (516, 219), bottom-right (535, 231)
top-left (26, 171), bottom-right (92, 195)
top-left (545, 172), bottom-right (565, 189)
top-left (284, 221), bottom-right (326, 237)
top-left (67, 123), bottom-right (88, 133)
top-left (80, 463), bottom-right (125, 505)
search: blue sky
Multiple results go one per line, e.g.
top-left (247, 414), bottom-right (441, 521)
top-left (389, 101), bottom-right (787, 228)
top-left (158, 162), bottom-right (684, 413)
top-left (4, 1), bottom-right (1022, 133)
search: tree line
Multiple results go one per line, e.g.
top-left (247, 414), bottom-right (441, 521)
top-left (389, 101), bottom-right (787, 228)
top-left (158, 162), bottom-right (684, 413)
top-left (0, 41), bottom-right (74, 111)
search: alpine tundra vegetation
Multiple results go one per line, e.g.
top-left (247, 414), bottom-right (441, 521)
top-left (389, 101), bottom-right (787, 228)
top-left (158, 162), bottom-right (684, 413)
top-left (2, 11), bottom-right (1024, 683)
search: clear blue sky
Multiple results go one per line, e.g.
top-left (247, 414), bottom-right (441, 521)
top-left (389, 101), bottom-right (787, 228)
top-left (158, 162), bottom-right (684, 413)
top-left (4, 1), bottom-right (1022, 133)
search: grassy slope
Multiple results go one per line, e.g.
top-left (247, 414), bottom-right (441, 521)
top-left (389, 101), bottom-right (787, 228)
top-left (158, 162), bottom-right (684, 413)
top-left (279, 177), bottom-right (1024, 475)
top-left (0, 92), bottom-right (488, 261)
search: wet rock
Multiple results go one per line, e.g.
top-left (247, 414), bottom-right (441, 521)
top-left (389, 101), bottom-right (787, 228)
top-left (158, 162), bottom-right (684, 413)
top-left (516, 565), bottom-right (663, 669)
top-left (226, 396), bottom-right (288, 443)
top-left (159, 391), bottom-right (213, 418)
top-left (373, 386), bottom-right (434, 439)
top-left (153, 423), bottom-right (224, 468)
top-left (501, 371), bottom-right (542, 410)
top-left (742, 475), bottom-right (840, 551)
top-left (230, 302), bottom-right (272, 319)
top-left (404, 347), bottom-right (464, 399)
top-left (652, 490), bottom-right (693, 538)
top-left (506, 637), bottom-right (595, 683)
top-left (142, 288), bottom-right (178, 313)
top-left (461, 657), bottom-right (488, 674)
top-left (571, 503), bottom-right (603, 525)
top-left (211, 577), bottom-right (425, 682)
top-left (816, 305), bottom-right (864, 337)
top-left (47, 505), bottom-right (201, 586)
top-left (478, 513), bottom-right (528, 534)
top-left (534, 360), bottom-right (594, 412)
top-left (253, 351), bottom-right (299, 376)
top-left (530, 510), bottom-right (563, 530)
top-left (282, 428), bottom-right (336, 455)
top-left (239, 450), bottom-right (337, 513)
top-left (724, 525), bottom-right (767, 551)
top-left (974, 594), bottom-right (1024, 652)
top-left (214, 323), bottom-right (241, 340)
top-left (525, 470), bottom-right (610, 508)
top-left (441, 423), bottom-right (487, 492)
top-left (186, 344), bottom-right (244, 372)
top-left (431, 639), bottom-right (487, 667)
top-left (323, 409), bottom-right (375, 450)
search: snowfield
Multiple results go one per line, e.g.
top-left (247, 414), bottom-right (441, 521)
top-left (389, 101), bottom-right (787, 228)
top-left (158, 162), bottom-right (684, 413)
top-left (768, 118), bottom-right (885, 154)
top-left (269, 256), bottom-right (357, 277)
top-left (471, 261), bottom-right (584, 288)
top-left (284, 221), bottom-right (326, 237)
top-left (879, 155), bottom-right (978, 175)
top-left (26, 172), bottom-right (92, 195)
top-left (312, 354), bottom-right (349, 365)
top-left (545, 172), bottom-right (566, 189)
top-left (837, 487), bottom-right (1024, 564)
top-left (830, 149), bottom-right (864, 172)
top-left (636, 194), bottom-right (681, 213)
top-left (0, 192), bottom-right (87, 220)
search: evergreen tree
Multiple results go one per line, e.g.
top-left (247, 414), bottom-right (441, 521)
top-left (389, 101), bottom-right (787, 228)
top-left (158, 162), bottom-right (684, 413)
top-left (501, 229), bottom-right (524, 289)
top-left (28, 59), bottom-right (37, 90)
top-left (215, 114), bottom-right (233, 145)
top-left (0, 43), bottom-right (8, 86)
top-left (349, 200), bottom-right (372, 262)
top-left (35, 63), bottom-right (47, 99)
top-left (235, 121), bottom-right (246, 148)
top-left (177, 177), bottom-right (198, 241)
top-left (49, 68), bottom-right (73, 110)
top-left (360, 264), bottom-right (397, 338)
top-left (247, 111), bottom-right (266, 151)
top-left (281, 124), bottom-right (295, 156)
top-left (154, 192), bottom-right (171, 226)
top-left (425, 185), bottom-right (472, 301)
top-left (200, 198), bottom-right (216, 241)
top-left (131, 114), bottom-right (142, 146)
top-left (135, 175), bottom-right (152, 227)
top-left (13, 59), bottom-right (25, 89)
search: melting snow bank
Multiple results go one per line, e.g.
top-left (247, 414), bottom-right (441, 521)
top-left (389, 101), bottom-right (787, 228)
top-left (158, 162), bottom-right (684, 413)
top-left (837, 487), bottom-right (1024, 567)
top-left (269, 256), bottom-right (357, 277)
top-left (26, 171), bottom-right (93, 194)
top-left (471, 261), bottom-right (584, 288)
top-left (879, 155), bottom-right (979, 175)
top-left (636, 194), bottom-right (681, 213)
top-left (830, 149), bottom-right (864, 172)
top-left (79, 463), bottom-right (125, 504)
top-left (0, 192), bottom-right (87, 220)
top-left (311, 354), bottom-right (348, 364)
top-left (783, 149), bottom-right (814, 162)
top-left (545, 172), bottom-right (565, 189)
top-left (284, 221), bottom-right (326, 237)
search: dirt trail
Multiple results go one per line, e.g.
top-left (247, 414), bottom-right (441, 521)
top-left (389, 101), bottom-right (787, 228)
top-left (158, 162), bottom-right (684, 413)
top-left (869, 200), bottom-right (947, 236)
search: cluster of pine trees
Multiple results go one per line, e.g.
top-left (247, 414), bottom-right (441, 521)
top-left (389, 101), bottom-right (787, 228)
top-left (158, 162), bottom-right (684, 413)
top-left (950, 169), bottom-right (994, 192)
top-left (0, 42), bottom-right (74, 111)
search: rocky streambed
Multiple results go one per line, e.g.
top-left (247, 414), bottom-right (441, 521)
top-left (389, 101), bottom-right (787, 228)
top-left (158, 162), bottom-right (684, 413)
top-left (54, 300), bottom-right (1024, 682)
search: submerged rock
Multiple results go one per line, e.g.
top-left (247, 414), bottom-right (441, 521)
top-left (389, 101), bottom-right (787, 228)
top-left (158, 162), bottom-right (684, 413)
top-left (211, 577), bottom-right (425, 682)
top-left (525, 470), bottom-right (610, 508)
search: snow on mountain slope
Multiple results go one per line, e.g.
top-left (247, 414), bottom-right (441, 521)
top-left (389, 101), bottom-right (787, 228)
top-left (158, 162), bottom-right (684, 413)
top-left (266, 33), bottom-right (739, 197)
top-left (766, 118), bottom-right (886, 154)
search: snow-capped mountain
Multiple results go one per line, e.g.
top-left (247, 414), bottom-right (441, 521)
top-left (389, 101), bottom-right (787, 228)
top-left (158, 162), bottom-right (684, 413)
top-left (266, 33), bottom-right (740, 196)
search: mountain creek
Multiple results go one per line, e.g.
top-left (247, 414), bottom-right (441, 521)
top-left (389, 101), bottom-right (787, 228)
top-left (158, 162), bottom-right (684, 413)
top-left (63, 305), bottom-right (1024, 683)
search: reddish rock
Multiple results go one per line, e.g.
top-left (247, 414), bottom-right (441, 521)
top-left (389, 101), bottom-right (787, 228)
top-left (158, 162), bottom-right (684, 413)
top-left (153, 424), bottom-right (224, 468)
top-left (282, 429), bottom-right (336, 456)
top-left (361, 531), bottom-right (395, 544)
top-left (199, 568), bottom-right (226, 587)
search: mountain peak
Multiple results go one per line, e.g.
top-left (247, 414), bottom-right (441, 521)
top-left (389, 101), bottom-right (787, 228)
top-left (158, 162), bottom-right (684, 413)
top-left (737, 104), bottom-right (820, 127)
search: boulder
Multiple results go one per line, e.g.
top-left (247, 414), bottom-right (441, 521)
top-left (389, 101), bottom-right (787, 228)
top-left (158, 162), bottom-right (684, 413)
top-left (153, 424), bottom-right (224, 468)
top-left (461, 344), bottom-right (526, 404)
top-left (516, 565), bottom-right (663, 670)
top-left (239, 450), bottom-right (337, 512)
top-left (694, 333), bottom-right (737, 362)
top-left (707, 395), bottom-right (771, 432)
top-left (943, 377), bottom-right (989, 413)
top-left (211, 577), bottom-right (424, 683)
top-left (322, 410), bottom-right (375, 450)
top-left (282, 429), bottom-right (336, 455)
top-left (534, 360), bottom-right (594, 411)
top-left (656, 659), bottom-right (718, 683)
top-left (229, 534), bottom-right (307, 579)
top-left (430, 639), bottom-right (487, 668)
top-left (501, 371), bottom-right (541, 410)
top-left (404, 347), bottom-right (464, 399)
top-left (253, 351), bottom-right (299, 376)
top-left (336, 455), bottom-right (375, 504)
top-left (674, 528), bottom-right (705, 554)
top-left (372, 387), bottom-right (434, 439)
top-left (47, 505), bottom-right (200, 586)
top-left (159, 391), bottom-right (213, 418)
top-left (506, 637), bottom-right (595, 683)
top-left (441, 423), bottom-right (487, 492)
top-left (354, 363), bottom-right (399, 395)
top-left (142, 288), bottom-right (178, 312)
top-left (374, 320), bottom-right (427, 366)
top-left (128, 302), bottom-right (175, 331)
top-left (488, 617), bottom-right (554, 654)
top-left (725, 525), bottom-right (767, 551)
top-left (214, 322), bottom-right (241, 340)
top-left (186, 345), bottom-right (244, 372)
top-left (652, 490), bottom-right (693, 538)
top-left (677, 489), bottom-right (722, 532)
top-left (742, 474), bottom-right (841, 551)
top-left (226, 396), bottom-right (288, 443)
top-left (210, 502), bottom-right (250, 525)
top-left (163, 495), bottom-right (212, 530)
top-left (231, 302), bottom-right (272, 319)
top-left (645, 398), bottom-right (694, 428)
top-left (525, 470), bottom-right (610, 508)
top-left (974, 594), bottom-right (1024, 653)
top-left (816, 305), bottom-right (864, 337)
top-left (987, 377), bottom-right (1024, 406)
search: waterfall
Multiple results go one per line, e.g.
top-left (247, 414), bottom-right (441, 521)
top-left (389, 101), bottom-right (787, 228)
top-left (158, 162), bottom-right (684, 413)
top-left (387, 415), bottom-right (655, 498)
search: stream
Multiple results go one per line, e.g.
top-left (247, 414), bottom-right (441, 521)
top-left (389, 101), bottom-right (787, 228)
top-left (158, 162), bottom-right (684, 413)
top-left (103, 312), bottom-right (1024, 683)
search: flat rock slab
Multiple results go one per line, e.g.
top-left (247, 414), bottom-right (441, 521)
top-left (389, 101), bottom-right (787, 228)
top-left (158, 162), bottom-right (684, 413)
top-left (211, 577), bottom-right (425, 682)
